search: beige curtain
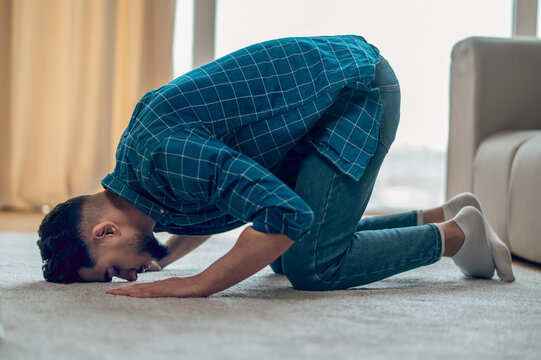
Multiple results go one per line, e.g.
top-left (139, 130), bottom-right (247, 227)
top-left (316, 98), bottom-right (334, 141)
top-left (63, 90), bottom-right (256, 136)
top-left (0, 0), bottom-right (175, 211)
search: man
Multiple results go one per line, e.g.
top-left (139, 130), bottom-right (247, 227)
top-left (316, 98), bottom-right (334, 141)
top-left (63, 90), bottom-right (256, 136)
top-left (37, 35), bottom-right (514, 298)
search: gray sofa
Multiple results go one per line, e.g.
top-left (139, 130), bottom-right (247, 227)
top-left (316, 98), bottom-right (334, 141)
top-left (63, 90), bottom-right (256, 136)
top-left (447, 36), bottom-right (541, 264)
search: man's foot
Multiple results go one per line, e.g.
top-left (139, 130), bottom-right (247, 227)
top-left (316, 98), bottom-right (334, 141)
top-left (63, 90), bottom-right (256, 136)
top-left (450, 206), bottom-right (495, 279)
top-left (442, 192), bottom-right (482, 220)
top-left (442, 192), bottom-right (515, 282)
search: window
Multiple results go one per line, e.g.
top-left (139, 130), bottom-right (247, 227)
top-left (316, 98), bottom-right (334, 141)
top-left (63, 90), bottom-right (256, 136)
top-left (175, 0), bottom-right (513, 212)
top-left (173, 0), bottom-right (194, 77)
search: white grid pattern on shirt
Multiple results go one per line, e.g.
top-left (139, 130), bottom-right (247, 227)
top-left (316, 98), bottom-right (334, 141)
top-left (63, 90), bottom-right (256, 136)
top-left (104, 35), bottom-right (383, 239)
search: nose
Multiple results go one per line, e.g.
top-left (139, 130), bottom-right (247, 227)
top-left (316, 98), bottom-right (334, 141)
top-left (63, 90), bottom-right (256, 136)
top-left (117, 268), bottom-right (138, 281)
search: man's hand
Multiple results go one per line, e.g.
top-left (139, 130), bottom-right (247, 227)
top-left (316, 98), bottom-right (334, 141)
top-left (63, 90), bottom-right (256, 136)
top-left (106, 227), bottom-right (293, 298)
top-left (106, 276), bottom-right (202, 298)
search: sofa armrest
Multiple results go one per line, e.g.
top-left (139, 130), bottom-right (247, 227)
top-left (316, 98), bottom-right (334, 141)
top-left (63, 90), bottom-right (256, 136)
top-left (447, 36), bottom-right (541, 198)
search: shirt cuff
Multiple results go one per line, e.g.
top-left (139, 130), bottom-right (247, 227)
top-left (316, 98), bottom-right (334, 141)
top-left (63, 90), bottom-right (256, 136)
top-left (251, 207), bottom-right (315, 242)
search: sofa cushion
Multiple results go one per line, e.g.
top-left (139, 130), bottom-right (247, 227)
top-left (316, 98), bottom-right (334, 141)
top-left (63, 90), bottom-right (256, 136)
top-left (508, 134), bottom-right (541, 262)
top-left (473, 130), bottom-right (541, 247)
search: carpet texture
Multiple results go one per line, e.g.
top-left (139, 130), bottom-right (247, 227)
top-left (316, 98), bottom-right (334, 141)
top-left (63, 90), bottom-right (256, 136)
top-left (1, 227), bottom-right (540, 360)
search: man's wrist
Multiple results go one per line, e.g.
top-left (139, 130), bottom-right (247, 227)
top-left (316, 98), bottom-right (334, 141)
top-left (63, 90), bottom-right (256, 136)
top-left (193, 227), bottom-right (293, 296)
top-left (190, 274), bottom-right (210, 297)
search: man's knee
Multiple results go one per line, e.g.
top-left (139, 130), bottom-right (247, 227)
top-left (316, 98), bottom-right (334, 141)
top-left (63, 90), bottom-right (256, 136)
top-left (282, 258), bottom-right (330, 291)
top-left (269, 256), bottom-right (284, 275)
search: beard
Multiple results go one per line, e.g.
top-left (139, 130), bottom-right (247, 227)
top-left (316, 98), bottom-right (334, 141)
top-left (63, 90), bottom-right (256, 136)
top-left (137, 235), bottom-right (169, 261)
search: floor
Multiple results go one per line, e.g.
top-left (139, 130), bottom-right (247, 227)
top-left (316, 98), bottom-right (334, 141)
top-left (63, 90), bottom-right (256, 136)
top-left (3, 229), bottom-right (541, 360)
top-left (1, 210), bottom-right (539, 273)
top-left (0, 211), bottom-right (43, 232)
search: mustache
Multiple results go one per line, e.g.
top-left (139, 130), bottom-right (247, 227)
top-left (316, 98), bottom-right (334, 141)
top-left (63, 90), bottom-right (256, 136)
top-left (139, 235), bottom-right (169, 261)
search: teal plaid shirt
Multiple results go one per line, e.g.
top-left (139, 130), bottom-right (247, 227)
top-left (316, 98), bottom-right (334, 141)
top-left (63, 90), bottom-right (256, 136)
top-left (102, 35), bottom-right (383, 241)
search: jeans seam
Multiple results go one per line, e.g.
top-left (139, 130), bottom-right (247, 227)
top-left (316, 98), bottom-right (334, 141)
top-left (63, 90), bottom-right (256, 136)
top-left (410, 210), bottom-right (418, 227)
top-left (378, 139), bottom-right (391, 153)
top-left (377, 85), bottom-right (400, 91)
top-left (312, 169), bottom-right (339, 283)
top-left (427, 223), bottom-right (443, 261)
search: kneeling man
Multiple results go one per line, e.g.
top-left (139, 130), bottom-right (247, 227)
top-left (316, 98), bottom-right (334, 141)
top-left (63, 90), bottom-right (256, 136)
top-left (37, 35), bottom-right (514, 298)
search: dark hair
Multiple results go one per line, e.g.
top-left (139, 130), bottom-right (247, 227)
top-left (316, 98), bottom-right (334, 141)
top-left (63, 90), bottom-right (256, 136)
top-left (37, 195), bottom-right (94, 283)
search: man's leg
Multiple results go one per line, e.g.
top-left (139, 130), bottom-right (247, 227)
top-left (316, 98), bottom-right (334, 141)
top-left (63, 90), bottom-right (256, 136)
top-left (270, 209), bottom-right (442, 275)
top-left (276, 58), bottom-right (498, 289)
top-left (352, 193), bottom-right (513, 281)
top-left (280, 144), bottom-right (447, 290)
top-left (355, 211), bottom-right (418, 231)
top-left (278, 58), bottom-right (472, 290)
top-left (270, 58), bottom-right (403, 277)
top-left (279, 57), bottom-right (445, 290)
top-left (279, 146), bottom-right (502, 289)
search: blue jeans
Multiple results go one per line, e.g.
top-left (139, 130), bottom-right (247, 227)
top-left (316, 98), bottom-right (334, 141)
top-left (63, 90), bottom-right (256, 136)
top-left (270, 59), bottom-right (443, 290)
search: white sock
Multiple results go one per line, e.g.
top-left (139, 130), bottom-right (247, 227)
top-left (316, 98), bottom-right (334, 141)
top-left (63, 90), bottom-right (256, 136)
top-left (442, 192), bottom-right (515, 282)
top-left (451, 206), bottom-right (495, 279)
top-left (417, 210), bottom-right (424, 226)
top-left (484, 222), bottom-right (515, 282)
top-left (434, 223), bottom-right (445, 259)
top-left (442, 192), bottom-right (482, 221)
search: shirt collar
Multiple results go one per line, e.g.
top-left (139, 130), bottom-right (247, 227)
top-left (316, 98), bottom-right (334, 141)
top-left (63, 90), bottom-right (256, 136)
top-left (101, 174), bottom-right (168, 223)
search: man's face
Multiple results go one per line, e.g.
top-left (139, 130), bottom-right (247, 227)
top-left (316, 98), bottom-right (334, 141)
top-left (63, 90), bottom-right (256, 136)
top-left (78, 234), bottom-right (168, 282)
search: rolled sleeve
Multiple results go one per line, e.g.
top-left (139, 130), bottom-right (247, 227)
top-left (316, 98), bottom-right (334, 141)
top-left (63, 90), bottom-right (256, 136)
top-left (149, 129), bottom-right (314, 241)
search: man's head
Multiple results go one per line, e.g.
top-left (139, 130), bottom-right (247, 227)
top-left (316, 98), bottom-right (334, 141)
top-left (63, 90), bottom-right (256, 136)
top-left (37, 191), bottom-right (168, 283)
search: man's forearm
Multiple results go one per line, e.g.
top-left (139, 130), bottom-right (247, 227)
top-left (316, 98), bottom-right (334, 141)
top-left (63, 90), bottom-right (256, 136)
top-left (107, 227), bottom-right (294, 298)
top-left (194, 226), bottom-right (294, 296)
top-left (158, 235), bottom-right (211, 268)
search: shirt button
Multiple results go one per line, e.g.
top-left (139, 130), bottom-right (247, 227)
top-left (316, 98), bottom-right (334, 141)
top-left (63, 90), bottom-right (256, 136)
top-left (160, 209), bottom-right (165, 214)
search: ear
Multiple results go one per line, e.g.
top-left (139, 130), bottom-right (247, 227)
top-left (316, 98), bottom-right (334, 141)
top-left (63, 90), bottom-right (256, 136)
top-left (91, 221), bottom-right (119, 243)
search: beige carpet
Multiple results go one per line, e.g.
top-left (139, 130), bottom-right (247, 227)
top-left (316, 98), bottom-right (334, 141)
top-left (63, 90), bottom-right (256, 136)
top-left (1, 227), bottom-right (540, 360)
